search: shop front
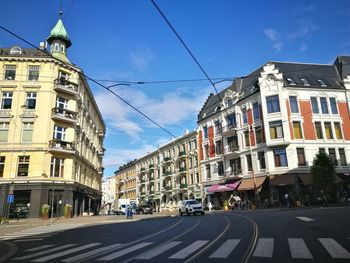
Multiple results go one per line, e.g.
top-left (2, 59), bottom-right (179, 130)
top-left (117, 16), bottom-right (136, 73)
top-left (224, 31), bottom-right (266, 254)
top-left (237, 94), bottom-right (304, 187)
top-left (206, 181), bottom-right (241, 209)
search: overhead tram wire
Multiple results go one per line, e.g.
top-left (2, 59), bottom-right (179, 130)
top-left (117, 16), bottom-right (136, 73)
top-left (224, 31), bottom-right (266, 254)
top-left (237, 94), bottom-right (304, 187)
top-left (0, 24), bottom-right (177, 139)
top-left (150, 0), bottom-right (229, 117)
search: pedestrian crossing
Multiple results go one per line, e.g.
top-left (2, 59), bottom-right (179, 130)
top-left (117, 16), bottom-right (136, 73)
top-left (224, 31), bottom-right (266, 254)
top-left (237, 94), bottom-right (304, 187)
top-left (11, 237), bottom-right (350, 262)
top-left (0, 224), bottom-right (85, 241)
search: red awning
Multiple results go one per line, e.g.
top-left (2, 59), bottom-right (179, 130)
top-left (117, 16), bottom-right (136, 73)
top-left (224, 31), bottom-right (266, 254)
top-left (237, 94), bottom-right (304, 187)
top-left (208, 181), bottom-right (240, 193)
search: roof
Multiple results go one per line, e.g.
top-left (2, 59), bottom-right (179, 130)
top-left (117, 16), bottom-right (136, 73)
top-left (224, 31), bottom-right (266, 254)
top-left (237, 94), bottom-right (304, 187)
top-left (47, 18), bottom-right (72, 47)
top-left (197, 56), bottom-right (349, 122)
top-left (0, 47), bottom-right (51, 58)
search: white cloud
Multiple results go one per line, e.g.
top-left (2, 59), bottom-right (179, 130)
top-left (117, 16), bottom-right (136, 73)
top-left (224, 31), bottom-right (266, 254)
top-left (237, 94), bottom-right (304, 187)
top-left (129, 46), bottom-right (154, 72)
top-left (287, 19), bottom-right (317, 40)
top-left (272, 42), bottom-right (284, 52)
top-left (264, 29), bottom-right (278, 42)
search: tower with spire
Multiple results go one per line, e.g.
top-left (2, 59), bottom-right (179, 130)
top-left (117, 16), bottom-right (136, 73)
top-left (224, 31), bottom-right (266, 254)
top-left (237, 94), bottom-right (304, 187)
top-left (46, 7), bottom-right (72, 63)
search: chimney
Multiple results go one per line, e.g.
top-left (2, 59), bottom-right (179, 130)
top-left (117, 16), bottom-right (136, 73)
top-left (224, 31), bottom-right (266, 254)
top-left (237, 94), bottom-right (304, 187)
top-left (39, 41), bottom-right (47, 51)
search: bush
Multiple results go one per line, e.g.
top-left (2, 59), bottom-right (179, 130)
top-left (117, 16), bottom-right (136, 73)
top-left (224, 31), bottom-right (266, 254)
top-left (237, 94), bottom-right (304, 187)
top-left (41, 204), bottom-right (50, 215)
top-left (0, 217), bottom-right (8, 224)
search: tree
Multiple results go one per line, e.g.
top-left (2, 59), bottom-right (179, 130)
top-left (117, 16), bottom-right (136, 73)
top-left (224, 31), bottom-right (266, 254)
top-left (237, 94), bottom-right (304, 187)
top-left (311, 152), bottom-right (335, 192)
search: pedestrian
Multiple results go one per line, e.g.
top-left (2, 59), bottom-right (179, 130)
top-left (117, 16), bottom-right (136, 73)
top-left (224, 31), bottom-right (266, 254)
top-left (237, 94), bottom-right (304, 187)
top-left (264, 198), bottom-right (268, 209)
top-left (285, 193), bottom-right (289, 207)
top-left (208, 201), bottom-right (213, 212)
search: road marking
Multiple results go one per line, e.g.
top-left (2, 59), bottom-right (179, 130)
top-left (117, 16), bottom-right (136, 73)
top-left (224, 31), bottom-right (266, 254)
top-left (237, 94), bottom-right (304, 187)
top-left (13, 238), bottom-right (44, 242)
top-left (168, 240), bottom-right (209, 259)
top-left (26, 245), bottom-right (55, 252)
top-left (31, 243), bottom-right (101, 262)
top-left (318, 238), bottom-right (350, 259)
top-left (288, 238), bottom-right (313, 259)
top-left (62, 243), bottom-right (123, 263)
top-left (209, 239), bottom-right (240, 258)
top-left (296, 217), bottom-right (315, 222)
top-left (14, 244), bottom-right (76, 260)
top-left (98, 242), bottom-right (153, 261)
top-left (253, 238), bottom-right (274, 258)
top-left (135, 241), bottom-right (182, 259)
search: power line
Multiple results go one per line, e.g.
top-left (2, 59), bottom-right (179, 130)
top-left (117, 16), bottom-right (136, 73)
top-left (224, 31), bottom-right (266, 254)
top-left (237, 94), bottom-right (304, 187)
top-left (0, 24), bottom-right (177, 139)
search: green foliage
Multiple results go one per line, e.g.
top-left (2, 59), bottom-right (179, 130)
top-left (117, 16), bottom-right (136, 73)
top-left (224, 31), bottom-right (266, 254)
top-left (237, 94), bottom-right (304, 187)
top-left (41, 204), bottom-right (50, 215)
top-left (64, 204), bottom-right (72, 214)
top-left (0, 217), bottom-right (9, 224)
top-left (311, 152), bottom-right (335, 191)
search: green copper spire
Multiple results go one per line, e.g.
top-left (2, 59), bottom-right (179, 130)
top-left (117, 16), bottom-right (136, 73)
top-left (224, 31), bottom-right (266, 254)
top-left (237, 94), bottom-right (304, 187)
top-left (47, 18), bottom-right (72, 48)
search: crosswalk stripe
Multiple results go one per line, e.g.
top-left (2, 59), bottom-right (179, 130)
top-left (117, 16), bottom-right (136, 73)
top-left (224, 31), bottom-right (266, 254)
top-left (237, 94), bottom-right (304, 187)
top-left (169, 240), bottom-right (209, 259)
top-left (31, 243), bottom-right (101, 262)
top-left (288, 238), bottom-right (313, 259)
top-left (135, 241), bottom-right (182, 259)
top-left (13, 239), bottom-right (44, 242)
top-left (253, 238), bottom-right (274, 258)
top-left (318, 238), bottom-right (350, 259)
top-left (14, 244), bottom-right (76, 260)
top-left (62, 243), bottom-right (123, 263)
top-left (98, 242), bottom-right (153, 261)
top-left (26, 245), bottom-right (55, 252)
top-left (209, 239), bottom-right (240, 259)
top-left (296, 217), bottom-right (315, 222)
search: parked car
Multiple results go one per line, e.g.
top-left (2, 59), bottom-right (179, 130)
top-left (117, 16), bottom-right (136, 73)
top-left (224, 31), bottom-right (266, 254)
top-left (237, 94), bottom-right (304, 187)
top-left (178, 200), bottom-right (205, 216)
top-left (136, 205), bottom-right (153, 215)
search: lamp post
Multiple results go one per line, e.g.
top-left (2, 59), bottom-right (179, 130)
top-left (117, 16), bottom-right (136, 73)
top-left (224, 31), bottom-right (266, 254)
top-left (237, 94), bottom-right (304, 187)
top-left (51, 181), bottom-right (54, 225)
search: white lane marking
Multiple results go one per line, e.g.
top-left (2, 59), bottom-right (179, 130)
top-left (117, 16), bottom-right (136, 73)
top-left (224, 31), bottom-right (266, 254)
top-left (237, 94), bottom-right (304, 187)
top-left (253, 238), bottom-right (274, 258)
top-left (62, 243), bottom-right (123, 263)
top-left (32, 243), bottom-right (101, 262)
top-left (135, 241), bottom-right (182, 259)
top-left (26, 245), bottom-right (55, 252)
top-left (209, 239), bottom-right (240, 259)
top-left (98, 242), bottom-right (153, 261)
top-left (168, 240), bottom-right (209, 259)
top-left (288, 238), bottom-right (313, 259)
top-left (14, 244), bottom-right (76, 260)
top-left (13, 239), bottom-right (44, 242)
top-left (318, 238), bottom-right (350, 259)
top-left (296, 217), bottom-right (315, 222)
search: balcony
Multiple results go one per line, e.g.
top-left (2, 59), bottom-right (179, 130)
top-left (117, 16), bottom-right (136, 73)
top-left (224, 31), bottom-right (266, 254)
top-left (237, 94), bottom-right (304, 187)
top-left (178, 167), bottom-right (187, 174)
top-left (149, 164), bottom-right (155, 170)
top-left (225, 145), bottom-right (239, 154)
top-left (48, 139), bottom-right (75, 154)
top-left (51, 107), bottom-right (77, 124)
top-left (97, 148), bottom-right (105, 156)
top-left (164, 171), bottom-right (172, 177)
top-left (178, 151), bottom-right (186, 158)
top-left (54, 78), bottom-right (79, 96)
top-left (180, 183), bottom-right (188, 189)
top-left (225, 170), bottom-right (242, 177)
top-left (165, 186), bottom-right (172, 191)
top-left (164, 157), bottom-right (172, 163)
top-left (222, 124), bottom-right (237, 136)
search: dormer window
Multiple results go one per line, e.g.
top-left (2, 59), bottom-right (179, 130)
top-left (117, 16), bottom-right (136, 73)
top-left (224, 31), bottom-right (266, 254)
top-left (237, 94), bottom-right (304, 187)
top-left (226, 99), bottom-right (233, 107)
top-left (286, 78), bottom-right (296, 86)
top-left (54, 43), bottom-right (59, 52)
top-left (317, 79), bottom-right (327, 87)
top-left (9, 46), bottom-right (22, 55)
top-left (60, 44), bottom-right (65, 53)
top-left (300, 78), bottom-right (310, 86)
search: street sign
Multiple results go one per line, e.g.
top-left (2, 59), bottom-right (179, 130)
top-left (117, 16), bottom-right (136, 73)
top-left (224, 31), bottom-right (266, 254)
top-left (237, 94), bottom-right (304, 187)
top-left (7, 194), bottom-right (14, 204)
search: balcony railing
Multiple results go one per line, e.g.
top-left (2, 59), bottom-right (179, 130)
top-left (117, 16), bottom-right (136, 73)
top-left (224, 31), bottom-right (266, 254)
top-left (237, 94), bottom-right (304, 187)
top-left (164, 171), bottom-right (172, 176)
top-left (178, 167), bottom-right (187, 173)
top-left (222, 124), bottom-right (237, 134)
top-left (178, 151), bottom-right (186, 158)
top-left (54, 78), bottom-right (79, 96)
top-left (48, 139), bottom-right (75, 153)
top-left (180, 183), bottom-right (188, 189)
top-left (51, 107), bottom-right (77, 124)
top-left (225, 169), bottom-right (242, 177)
top-left (149, 164), bottom-right (155, 169)
top-left (164, 157), bottom-right (172, 163)
top-left (225, 144), bottom-right (239, 154)
top-left (165, 186), bottom-right (172, 191)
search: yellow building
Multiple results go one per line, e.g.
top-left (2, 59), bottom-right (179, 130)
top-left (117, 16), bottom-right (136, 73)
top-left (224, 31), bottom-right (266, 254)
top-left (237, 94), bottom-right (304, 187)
top-left (115, 160), bottom-right (137, 203)
top-left (0, 16), bottom-right (105, 218)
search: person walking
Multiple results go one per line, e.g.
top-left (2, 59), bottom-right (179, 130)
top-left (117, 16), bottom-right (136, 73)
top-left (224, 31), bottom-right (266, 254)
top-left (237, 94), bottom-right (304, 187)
top-left (208, 201), bottom-right (213, 212)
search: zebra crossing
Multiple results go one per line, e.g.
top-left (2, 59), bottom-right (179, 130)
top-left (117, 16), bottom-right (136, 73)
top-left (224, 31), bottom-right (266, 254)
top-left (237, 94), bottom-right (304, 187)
top-left (0, 224), bottom-right (85, 242)
top-left (11, 237), bottom-right (350, 262)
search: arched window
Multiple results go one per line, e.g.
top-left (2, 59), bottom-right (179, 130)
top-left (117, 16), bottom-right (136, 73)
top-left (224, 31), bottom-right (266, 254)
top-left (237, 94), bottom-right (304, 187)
top-left (60, 44), bottom-right (65, 53)
top-left (54, 43), bottom-right (59, 51)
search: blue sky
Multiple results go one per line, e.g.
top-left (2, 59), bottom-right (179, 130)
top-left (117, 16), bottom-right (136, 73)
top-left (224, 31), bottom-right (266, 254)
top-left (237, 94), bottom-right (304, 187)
top-left (1, 0), bottom-right (349, 177)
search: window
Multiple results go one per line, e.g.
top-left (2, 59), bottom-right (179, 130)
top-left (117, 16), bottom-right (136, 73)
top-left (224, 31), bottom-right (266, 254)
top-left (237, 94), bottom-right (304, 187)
top-left (56, 97), bottom-right (68, 109)
top-left (53, 125), bottom-right (66, 140)
top-left (317, 79), bottom-right (327, 87)
top-left (339, 148), bottom-right (347, 166)
top-left (328, 148), bottom-right (337, 166)
top-left (217, 162), bottom-right (224, 176)
top-left (25, 92), bottom-right (37, 109)
top-left (253, 102), bottom-right (260, 120)
top-left (4, 65), bottom-right (16, 80)
top-left (51, 157), bottom-right (64, 178)
top-left (226, 99), bottom-right (232, 107)
top-left (17, 156), bottom-right (30, 176)
top-left (227, 136), bottom-right (238, 151)
top-left (230, 158), bottom-right (242, 175)
top-left (22, 122), bottom-right (34, 142)
top-left (289, 96), bottom-right (299, 113)
top-left (60, 44), bottom-right (65, 53)
top-left (297, 148), bottom-right (307, 166)
top-left (58, 70), bottom-right (70, 83)
top-left (330, 97), bottom-right (338, 114)
top-left (273, 148), bottom-right (288, 167)
top-left (203, 126), bottom-right (208, 139)
top-left (28, 65), bottom-right (39, 81)
top-left (320, 97), bottom-right (329, 114)
top-left (227, 113), bottom-right (236, 127)
top-left (334, 122), bottom-right (343, 139)
top-left (315, 122), bottom-right (323, 139)
top-left (215, 140), bottom-right (222, 155)
top-left (242, 108), bottom-right (248, 124)
top-left (244, 131), bottom-right (250, 147)
top-left (269, 120), bottom-right (283, 139)
top-left (300, 78), bottom-right (310, 86)
top-left (206, 165), bottom-right (211, 180)
top-left (0, 122), bottom-right (9, 142)
top-left (266, 95), bottom-right (280, 113)
top-left (246, 155), bottom-right (252, 171)
top-left (293, 121), bottom-right (303, 139)
top-left (286, 78), bottom-right (296, 85)
top-left (1, 92), bottom-right (13, 109)
top-left (255, 127), bottom-right (263, 144)
top-left (324, 122), bottom-right (333, 139)
top-left (214, 120), bottom-right (222, 134)
top-left (311, 97), bottom-right (319, 114)
top-left (204, 145), bottom-right (209, 159)
top-left (319, 148), bottom-right (326, 154)
top-left (258, 151), bottom-right (266, 169)
top-left (0, 156), bottom-right (5, 177)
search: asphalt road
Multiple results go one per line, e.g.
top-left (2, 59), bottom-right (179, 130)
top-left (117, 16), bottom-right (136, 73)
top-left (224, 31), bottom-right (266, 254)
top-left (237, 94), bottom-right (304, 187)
top-left (4, 206), bottom-right (350, 262)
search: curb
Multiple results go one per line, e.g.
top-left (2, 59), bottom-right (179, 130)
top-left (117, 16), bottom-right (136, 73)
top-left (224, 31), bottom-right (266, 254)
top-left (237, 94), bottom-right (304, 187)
top-left (0, 241), bottom-right (17, 263)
